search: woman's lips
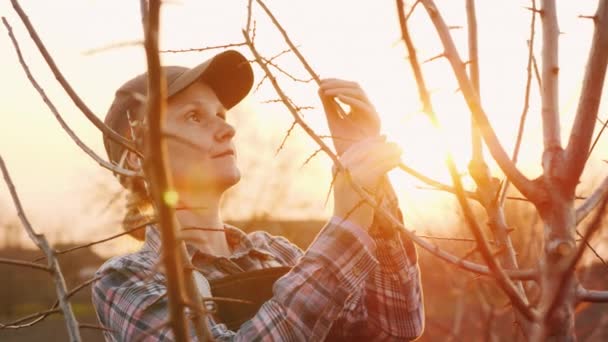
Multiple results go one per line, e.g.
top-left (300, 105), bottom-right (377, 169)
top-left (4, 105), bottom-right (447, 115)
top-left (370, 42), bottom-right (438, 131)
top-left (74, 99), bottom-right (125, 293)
top-left (212, 150), bottom-right (235, 158)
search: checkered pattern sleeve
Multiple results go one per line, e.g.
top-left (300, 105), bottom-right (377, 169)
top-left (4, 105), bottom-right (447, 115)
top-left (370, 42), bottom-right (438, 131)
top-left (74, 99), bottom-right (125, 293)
top-left (327, 176), bottom-right (425, 341)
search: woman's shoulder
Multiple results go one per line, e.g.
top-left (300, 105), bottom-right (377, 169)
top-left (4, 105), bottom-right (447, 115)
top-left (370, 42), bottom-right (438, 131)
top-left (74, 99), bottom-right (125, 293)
top-left (94, 248), bottom-right (159, 282)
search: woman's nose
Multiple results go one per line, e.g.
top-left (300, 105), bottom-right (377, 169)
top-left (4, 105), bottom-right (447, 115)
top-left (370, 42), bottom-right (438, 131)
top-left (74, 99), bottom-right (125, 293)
top-left (214, 121), bottom-right (236, 142)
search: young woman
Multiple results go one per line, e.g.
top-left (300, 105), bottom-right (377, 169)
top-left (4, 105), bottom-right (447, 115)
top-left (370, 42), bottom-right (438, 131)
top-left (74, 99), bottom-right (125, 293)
top-left (92, 50), bottom-right (424, 341)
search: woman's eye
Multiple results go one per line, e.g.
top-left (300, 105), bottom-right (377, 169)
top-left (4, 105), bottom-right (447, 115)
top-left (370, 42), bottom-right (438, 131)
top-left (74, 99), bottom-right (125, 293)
top-left (186, 111), bottom-right (201, 123)
top-left (217, 113), bottom-right (226, 121)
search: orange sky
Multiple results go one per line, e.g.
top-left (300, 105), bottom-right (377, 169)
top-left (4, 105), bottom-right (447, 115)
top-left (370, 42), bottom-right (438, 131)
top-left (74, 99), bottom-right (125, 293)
top-left (1, 1), bottom-right (607, 256)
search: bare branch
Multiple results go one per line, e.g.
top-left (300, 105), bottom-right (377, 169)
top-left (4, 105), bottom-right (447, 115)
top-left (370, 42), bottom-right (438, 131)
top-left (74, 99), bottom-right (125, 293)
top-left (161, 42), bottom-right (247, 53)
top-left (397, 0), bottom-right (432, 114)
top-left (9, 0), bottom-right (141, 158)
top-left (275, 120), bottom-right (297, 155)
top-left (577, 287), bottom-right (608, 302)
top-left (32, 220), bottom-right (155, 263)
top-left (0, 156), bottom-right (81, 341)
top-left (420, 0), bottom-right (544, 203)
top-left (466, 0), bottom-right (483, 164)
top-left (576, 174), bottom-right (608, 224)
top-left (82, 40), bottom-right (143, 55)
top-left (0, 257), bottom-right (49, 272)
top-left (576, 229), bottom-right (608, 269)
top-left (539, 0), bottom-right (561, 151)
top-left (141, 1), bottom-right (190, 340)
top-left (398, 163), bottom-right (479, 200)
top-left (499, 0), bottom-right (538, 205)
top-left (2, 18), bottom-right (141, 179)
top-left (564, 0), bottom-right (608, 186)
top-left (587, 115), bottom-right (608, 159)
top-left (0, 308), bottom-right (60, 329)
top-left (300, 148), bottom-right (323, 168)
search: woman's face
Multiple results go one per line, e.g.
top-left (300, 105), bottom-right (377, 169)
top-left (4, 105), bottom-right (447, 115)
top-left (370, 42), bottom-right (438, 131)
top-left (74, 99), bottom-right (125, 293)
top-left (162, 81), bottom-right (241, 194)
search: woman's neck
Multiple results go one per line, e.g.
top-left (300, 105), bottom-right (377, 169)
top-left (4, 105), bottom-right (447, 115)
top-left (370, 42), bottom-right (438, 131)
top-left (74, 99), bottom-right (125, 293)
top-left (174, 192), bottom-right (232, 257)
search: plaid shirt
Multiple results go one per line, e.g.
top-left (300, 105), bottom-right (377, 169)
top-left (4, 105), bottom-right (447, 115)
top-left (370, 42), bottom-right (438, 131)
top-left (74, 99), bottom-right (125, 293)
top-left (92, 180), bottom-right (424, 341)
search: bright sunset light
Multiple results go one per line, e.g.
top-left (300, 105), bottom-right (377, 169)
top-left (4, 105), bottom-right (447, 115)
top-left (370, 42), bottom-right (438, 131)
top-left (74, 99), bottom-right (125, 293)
top-left (0, 0), bottom-right (606, 249)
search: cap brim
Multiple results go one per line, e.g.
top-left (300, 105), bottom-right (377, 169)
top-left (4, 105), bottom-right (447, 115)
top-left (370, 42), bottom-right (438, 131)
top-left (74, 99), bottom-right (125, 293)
top-left (167, 50), bottom-right (254, 109)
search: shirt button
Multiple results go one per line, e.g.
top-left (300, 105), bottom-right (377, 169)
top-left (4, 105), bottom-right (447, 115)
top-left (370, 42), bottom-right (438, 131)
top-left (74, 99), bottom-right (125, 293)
top-left (352, 266), bottom-right (361, 277)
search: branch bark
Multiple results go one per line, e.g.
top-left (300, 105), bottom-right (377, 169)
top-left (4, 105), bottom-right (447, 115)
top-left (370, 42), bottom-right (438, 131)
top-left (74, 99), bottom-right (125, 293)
top-left (577, 287), bottom-right (608, 302)
top-left (539, 0), bottom-right (561, 152)
top-left (564, 0), bottom-right (608, 187)
top-left (141, 1), bottom-right (190, 340)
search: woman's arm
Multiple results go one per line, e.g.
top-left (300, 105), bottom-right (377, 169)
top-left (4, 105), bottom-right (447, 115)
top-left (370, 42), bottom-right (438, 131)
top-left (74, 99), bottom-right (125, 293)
top-left (329, 176), bottom-right (424, 341)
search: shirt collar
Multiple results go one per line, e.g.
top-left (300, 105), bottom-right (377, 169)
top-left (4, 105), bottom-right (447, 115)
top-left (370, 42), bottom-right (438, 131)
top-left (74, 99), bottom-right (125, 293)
top-left (142, 222), bottom-right (274, 261)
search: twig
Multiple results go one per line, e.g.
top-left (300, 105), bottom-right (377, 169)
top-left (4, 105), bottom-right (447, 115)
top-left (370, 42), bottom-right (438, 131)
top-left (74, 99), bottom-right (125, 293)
top-left (0, 156), bottom-right (81, 341)
top-left (398, 163), bottom-right (478, 200)
top-left (0, 257), bottom-right (49, 272)
top-left (82, 40), bottom-right (143, 55)
top-left (576, 230), bottom-right (608, 269)
top-left (300, 148), bottom-right (323, 168)
top-left (500, 0), bottom-right (538, 205)
top-left (9, 0), bottom-right (141, 158)
top-left (32, 221), bottom-right (155, 262)
top-left (587, 114), bottom-right (608, 159)
top-left (161, 42), bottom-right (246, 53)
top-left (2, 18), bottom-right (140, 179)
top-left (576, 174), bottom-right (608, 224)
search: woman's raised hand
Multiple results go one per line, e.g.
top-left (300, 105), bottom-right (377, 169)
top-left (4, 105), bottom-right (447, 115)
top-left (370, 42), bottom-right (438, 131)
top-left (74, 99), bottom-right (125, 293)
top-left (318, 78), bottom-right (381, 156)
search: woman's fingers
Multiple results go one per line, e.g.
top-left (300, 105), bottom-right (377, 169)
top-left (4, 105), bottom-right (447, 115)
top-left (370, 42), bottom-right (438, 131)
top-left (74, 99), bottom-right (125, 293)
top-left (336, 94), bottom-right (374, 115)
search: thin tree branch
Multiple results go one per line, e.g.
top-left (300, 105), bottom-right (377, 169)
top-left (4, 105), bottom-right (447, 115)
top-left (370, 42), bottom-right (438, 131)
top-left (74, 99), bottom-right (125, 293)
top-left (398, 162), bottom-right (479, 200)
top-left (0, 257), bottom-right (49, 272)
top-left (397, 0), bottom-right (432, 114)
top-left (2, 18), bottom-right (141, 179)
top-left (564, 0), bottom-right (608, 186)
top-left (500, 0), bottom-right (538, 205)
top-left (0, 156), bottom-right (81, 341)
top-left (466, 0), bottom-right (482, 164)
top-left (576, 174), bottom-right (608, 224)
top-left (161, 42), bottom-right (246, 53)
top-left (9, 0), bottom-right (141, 158)
top-left (577, 287), bottom-right (608, 302)
top-left (576, 230), bottom-right (608, 269)
top-left (32, 221), bottom-right (155, 263)
top-left (539, 0), bottom-right (561, 151)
